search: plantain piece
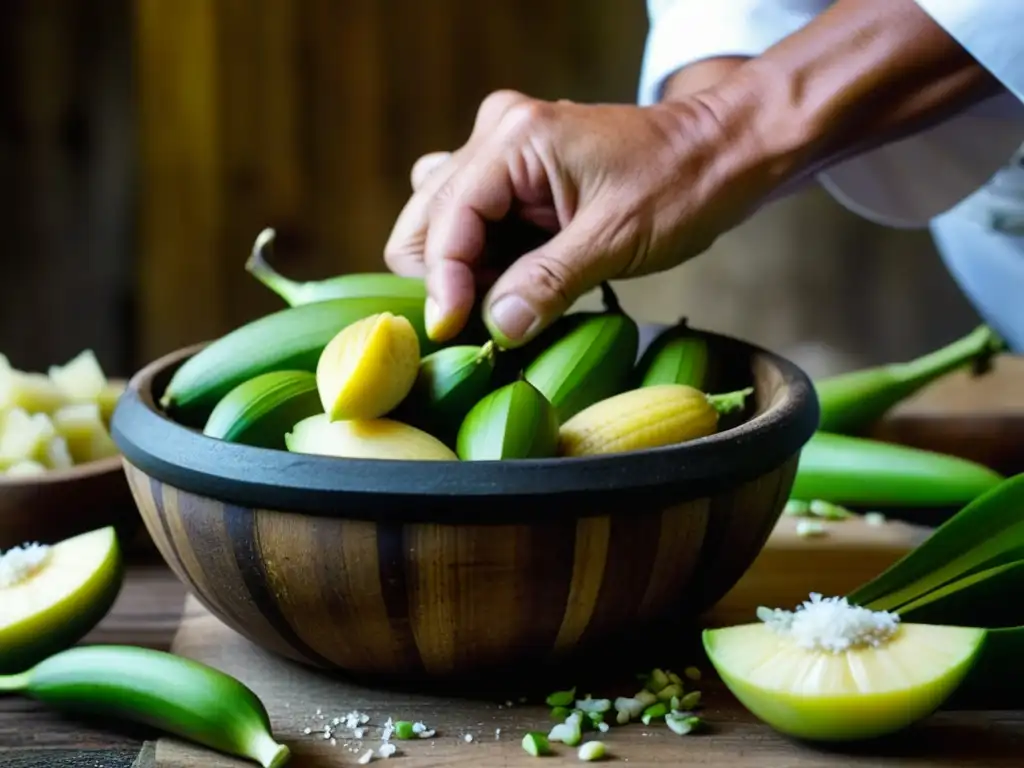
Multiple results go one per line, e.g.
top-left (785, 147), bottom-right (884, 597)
top-left (456, 379), bottom-right (560, 461)
top-left (491, 311), bottom-right (593, 387)
top-left (558, 384), bottom-right (752, 457)
top-left (396, 341), bottom-right (497, 441)
top-left (0, 408), bottom-right (57, 468)
top-left (633, 320), bottom-right (711, 389)
top-left (246, 227), bottom-right (426, 305)
top-left (316, 312), bottom-right (421, 421)
top-left (0, 526), bottom-right (123, 674)
top-left (286, 413), bottom-right (457, 460)
top-left (97, 381), bottom-right (126, 426)
top-left (0, 645), bottom-right (290, 768)
top-left (815, 324), bottom-right (1005, 436)
top-left (51, 402), bottom-right (119, 464)
top-left (4, 459), bottom-right (47, 477)
top-left (161, 295), bottom-right (433, 423)
top-left (523, 284), bottom-right (639, 422)
top-left (203, 370), bottom-right (323, 449)
top-left (0, 369), bottom-right (68, 415)
top-left (48, 350), bottom-right (107, 404)
top-left (791, 431), bottom-right (1005, 508)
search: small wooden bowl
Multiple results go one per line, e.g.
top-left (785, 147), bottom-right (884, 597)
top-left (111, 329), bottom-right (819, 679)
top-left (0, 379), bottom-right (142, 551)
top-left (0, 456), bottom-right (141, 551)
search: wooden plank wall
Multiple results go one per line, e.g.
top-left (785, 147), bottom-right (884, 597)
top-left (0, 0), bottom-right (136, 375)
top-left (1, 0), bottom-right (982, 378)
top-left (133, 0), bottom-right (650, 362)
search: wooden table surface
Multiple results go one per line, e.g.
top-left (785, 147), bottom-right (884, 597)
top-left (4, 558), bottom-right (1024, 767)
top-left (0, 560), bottom-right (187, 768)
top-left (2, 357), bottom-right (1022, 766)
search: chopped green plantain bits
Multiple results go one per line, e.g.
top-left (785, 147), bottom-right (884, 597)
top-left (645, 668), bottom-right (670, 693)
top-left (666, 713), bottom-right (703, 736)
top-left (641, 702), bottom-right (668, 725)
top-left (677, 691), bottom-right (702, 710)
top-left (575, 697), bottom-right (611, 714)
top-left (550, 706), bottom-right (571, 721)
top-left (522, 732), bottom-right (550, 757)
top-left (656, 683), bottom-right (682, 702)
top-left (578, 741), bottom-right (607, 761)
top-left (549, 711), bottom-right (584, 746)
top-left (393, 721), bottom-right (415, 740)
top-left (784, 499), bottom-right (811, 516)
top-left (810, 499), bottom-right (853, 520)
top-left (546, 687), bottom-right (577, 708)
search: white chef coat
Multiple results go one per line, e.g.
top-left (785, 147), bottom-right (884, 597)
top-left (637, 0), bottom-right (1024, 351)
top-left (637, 0), bottom-right (1024, 229)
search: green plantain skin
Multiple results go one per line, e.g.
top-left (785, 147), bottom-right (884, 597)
top-left (161, 295), bottom-right (434, 425)
top-left (202, 370), bottom-right (323, 450)
top-left (792, 431), bottom-right (1005, 508)
top-left (456, 380), bottom-right (559, 461)
top-left (0, 645), bottom-right (290, 768)
top-left (633, 321), bottom-right (711, 389)
top-left (523, 312), bottom-right (639, 423)
top-left (396, 342), bottom-right (496, 444)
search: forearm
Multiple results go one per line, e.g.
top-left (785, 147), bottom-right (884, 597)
top-left (697, 0), bottom-right (1002, 190)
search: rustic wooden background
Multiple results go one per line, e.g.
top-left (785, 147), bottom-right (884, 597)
top-left (0, 0), bottom-right (982, 380)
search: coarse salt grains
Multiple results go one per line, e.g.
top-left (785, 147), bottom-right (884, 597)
top-left (757, 592), bottom-right (900, 653)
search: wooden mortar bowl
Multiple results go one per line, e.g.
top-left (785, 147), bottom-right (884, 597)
top-left (110, 328), bottom-right (819, 680)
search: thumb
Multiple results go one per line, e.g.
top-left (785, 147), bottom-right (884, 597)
top-left (482, 215), bottom-right (615, 348)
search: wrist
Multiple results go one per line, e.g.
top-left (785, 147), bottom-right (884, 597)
top-left (656, 63), bottom-right (813, 206)
top-left (710, 0), bottom-right (998, 183)
top-left (659, 57), bottom-right (749, 103)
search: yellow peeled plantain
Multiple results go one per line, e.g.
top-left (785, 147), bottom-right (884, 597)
top-left (558, 384), bottom-right (752, 457)
top-left (316, 312), bottom-right (421, 421)
top-left (285, 414), bottom-right (457, 461)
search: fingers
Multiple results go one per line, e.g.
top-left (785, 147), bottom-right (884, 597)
top-left (411, 151), bottom-right (451, 191)
top-left (419, 147), bottom-right (516, 342)
top-left (385, 90), bottom-right (543, 343)
top-left (482, 212), bottom-right (614, 348)
top-left (383, 151), bottom-right (461, 279)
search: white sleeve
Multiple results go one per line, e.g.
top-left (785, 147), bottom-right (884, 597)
top-left (639, 0), bottom-right (1024, 229)
top-left (637, 0), bottom-right (830, 107)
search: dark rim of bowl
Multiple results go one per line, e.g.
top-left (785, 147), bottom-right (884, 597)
top-left (111, 329), bottom-right (819, 523)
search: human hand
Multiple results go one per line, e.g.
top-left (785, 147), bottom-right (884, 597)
top-left (383, 87), bottom-right (780, 348)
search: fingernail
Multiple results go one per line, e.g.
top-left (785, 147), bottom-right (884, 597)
top-left (488, 294), bottom-right (539, 343)
top-left (424, 297), bottom-right (444, 340)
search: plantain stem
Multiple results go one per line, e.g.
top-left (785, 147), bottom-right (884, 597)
top-left (251, 732), bottom-right (292, 768)
top-left (245, 228), bottom-right (302, 304)
top-left (707, 387), bottom-right (753, 415)
top-left (0, 672), bottom-right (29, 693)
top-left (477, 340), bottom-right (497, 363)
top-left (598, 282), bottom-right (622, 314)
top-left (896, 324), bottom-right (1004, 386)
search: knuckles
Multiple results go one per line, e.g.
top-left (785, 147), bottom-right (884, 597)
top-left (521, 254), bottom-right (574, 307)
top-left (475, 90), bottom-right (557, 140)
top-left (475, 89), bottom-right (529, 129)
top-left (499, 100), bottom-right (556, 137)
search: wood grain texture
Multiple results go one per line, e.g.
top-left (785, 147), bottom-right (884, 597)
top-left (155, 594), bottom-right (1024, 767)
top-left (0, 564), bottom-right (186, 761)
top-left (0, 456), bottom-right (140, 550)
top-left (124, 455), bottom-right (796, 679)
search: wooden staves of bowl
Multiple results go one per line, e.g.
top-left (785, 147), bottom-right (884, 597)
top-left (110, 331), bottom-right (819, 680)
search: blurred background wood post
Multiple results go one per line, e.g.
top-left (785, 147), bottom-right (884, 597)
top-left (1, 0), bottom-right (984, 379)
